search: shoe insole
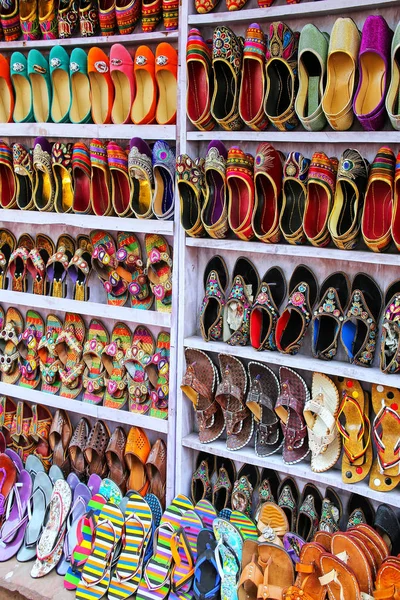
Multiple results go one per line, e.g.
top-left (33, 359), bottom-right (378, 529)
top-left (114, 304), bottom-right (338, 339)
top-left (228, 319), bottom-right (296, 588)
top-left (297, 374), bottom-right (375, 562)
top-left (187, 61), bottom-right (208, 122)
top-left (131, 70), bottom-right (154, 123)
top-left (91, 168), bottom-right (110, 215)
top-left (304, 183), bottom-right (328, 240)
top-left (250, 307), bottom-right (271, 348)
top-left (0, 78), bottom-right (11, 122)
top-left (203, 297), bottom-right (222, 336)
top-left (89, 72), bottom-right (108, 124)
top-left (51, 70), bottom-right (70, 122)
top-left (282, 180), bottom-right (304, 235)
top-left (130, 177), bottom-right (151, 217)
top-left (213, 61), bottom-right (234, 120)
top-left (16, 172), bottom-right (32, 209)
top-left (324, 52), bottom-right (354, 115)
top-left (241, 58), bottom-right (263, 121)
top-left (336, 182), bottom-right (356, 237)
top-left (70, 73), bottom-right (90, 123)
top-left (255, 175), bottom-right (276, 235)
top-left (111, 71), bottom-right (131, 124)
top-left (302, 51), bottom-right (321, 117)
top-left (204, 170), bottom-right (224, 226)
top-left (12, 75), bottom-right (31, 122)
top-left (228, 178), bottom-right (250, 230)
top-left (30, 74), bottom-right (49, 122)
top-left (35, 170), bottom-right (52, 209)
top-left (280, 309), bottom-right (303, 349)
top-left (111, 170), bottom-right (130, 215)
top-left (179, 182), bottom-right (200, 230)
top-left (363, 180), bottom-right (392, 240)
top-left (153, 166), bottom-right (173, 216)
top-left (355, 52), bottom-right (385, 115)
top-left (54, 164), bottom-right (73, 212)
top-left (266, 61), bottom-right (291, 117)
top-left (156, 70), bottom-right (176, 124)
top-left (0, 165), bottom-right (14, 208)
top-left (314, 316), bottom-right (337, 354)
top-left (73, 167), bottom-right (91, 213)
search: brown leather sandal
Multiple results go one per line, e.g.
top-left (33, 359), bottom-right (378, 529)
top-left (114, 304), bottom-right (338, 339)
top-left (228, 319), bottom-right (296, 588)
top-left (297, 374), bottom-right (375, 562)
top-left (49, 408), bottom-right (72, 475)
top-left (331, 532), bottom-right (373, 596)
top-left (146, 438), bottom-right (166, 506)
top-left (84, 420), bottom-right (110, 479)
top-left (257, 542), bottom-right (295, 599)
top-left (105, 426), bottom-right (128, 494)
top-left (68, 417), bottom-right (90, 479)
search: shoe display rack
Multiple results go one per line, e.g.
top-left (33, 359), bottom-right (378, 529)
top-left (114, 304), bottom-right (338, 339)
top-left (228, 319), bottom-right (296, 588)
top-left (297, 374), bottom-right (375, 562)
top-left (175, 0), bottom-right (400, 511)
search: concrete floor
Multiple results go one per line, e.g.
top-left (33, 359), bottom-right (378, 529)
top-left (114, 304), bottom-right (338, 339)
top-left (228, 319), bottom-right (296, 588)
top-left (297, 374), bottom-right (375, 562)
top-left (0, 560), bottom-right (71, 600)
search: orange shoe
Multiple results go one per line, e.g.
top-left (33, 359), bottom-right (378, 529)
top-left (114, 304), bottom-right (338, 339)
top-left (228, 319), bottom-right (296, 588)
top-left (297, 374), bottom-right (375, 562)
top-left (131, 45), bottom-right (157, 125)
top-left (88, 47), bottom-right (114, 124)
top-left (125, 426), bottom-right (151, 496)
top-left (155, 42), bottom-right (177, 125)
top-left (0, 54), bottom-right (14, 123)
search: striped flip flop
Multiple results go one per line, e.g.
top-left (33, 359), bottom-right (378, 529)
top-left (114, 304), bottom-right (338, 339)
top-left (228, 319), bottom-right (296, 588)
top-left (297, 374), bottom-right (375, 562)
top-left (125, 325), bottom-right (155, 415)
top-left (64, 493), bottom-right (107, 590)
top-left (102, 321), bottom-right (131, 410)
top-left (82, 319), bottom-right (109, 405)
top-left (194, 500), bottom-right (217, 531)
top-left (145, 233), bottom-right (173, 313)
top-left (170, 510), bottom-right (203, 597)
top-left (108, 492), bottom-right (153, 600)
top-left (143, 493), bottom-right (163, 563)
top-left (136, 495), bottom-right (194, 600)
top-left (230, 510), bottom-right (258, 541)
top-left (116, 232), bottom-right (153, 310)
top-left (147, 331), bottom-right (170, 420)
top-left (76, 502), bottom-right (124, 600)
top-left (18, 310), bottom-right (44, 389)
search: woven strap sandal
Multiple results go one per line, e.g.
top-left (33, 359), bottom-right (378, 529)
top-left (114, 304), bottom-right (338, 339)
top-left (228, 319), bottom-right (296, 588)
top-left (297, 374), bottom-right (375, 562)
top-left (82, 319), bottom-right (108, 405)
top-left (17, 310), bottom-right (44, 390)
top-left (145, 234), bottom-right (173, 313)
top-left (200, 256), bottom-right (228, 342)
top-left (0, 307), bottom-right (24, 385)
top-left (223, 257), bottom-right (260, 346)
top-left (47, 235), bottom-right (76, 299)
top-left (55, 313), bottom-right (86, 400)
top-left (116, 232), bottom-right (152, 310)
top-left (250, 267), bottom-right (286, 351)
top-left (0, 229), bottom-right (16, 290)
top-left (8, 233), bottom-right (34, 293)
top-left (124, 325), bottom-right (154, 415)
top-left (101, 321), bottom-right (131, 410)
top-left (49, 409), bottom-right (72, 476)
top-left (146, 331), bottom-right (170, 419)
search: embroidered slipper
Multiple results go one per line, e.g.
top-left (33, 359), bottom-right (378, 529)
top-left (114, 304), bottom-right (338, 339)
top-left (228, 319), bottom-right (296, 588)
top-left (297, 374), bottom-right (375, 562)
top-left (0, 229), bottom-right (15, 290)
top-left (7, 233), bottom-right (34, 293)
top-left (76, 502), bottom-right (124, 599)
top-left (200, 256), bottom-right (228, 342)
top-left (230, 510), bottom-right (258, 541)
top-left (32, 137), bottom-right (56, 211)
top-left (117, 232), bottom-right (152, 310)
top-left (67, 235), bottom-right (93, 302)
top-left (369, 383), bottom-right (400, 492)
top-left (56, 313), bottom-right (86, 399)
top-left (232, 465), bottom-right (259, 518)
top-left (319, 487), bottom-right (342, 534)
top-left (0, 468), bottom-right (32, 562)
top-left (69, 418), bottom-right (90, 479)
top-left (52, 142), bottom-right (74, 213)
top-left (194, 500), bottom-right (217, 531)
top-left (125, 426), bottom-right (150, 496)
top-left (47, 234), bottom-right (76, 299)
top-left (90, 229), bottom-right (129, 307)
top-left (136, 495), bottom-right (194, 600)
top-left (125, 325), bottom-right (154, 415)
top-left (102, 322), bottom-right (131, 409)
top-left (128, 138), bottom-right (154, 219)
top-left (191, 452), bottom-right (213, 504)
top-left (31, 479), bottom-right (72, 578)
top-left (90, 139), bottom-right (113, 214)
top-left (145, 233), bottom-right (173, 313)
top-left (72, 143), bottom-right (91, 212)
top-left (380, 280), bottom-right (400, 374)
top-left (17, 471), bottom-right (53, 563)
top-left (193, 529), bottom-right (220, 600)
top-left (250, 267), bottom-right (287, 351)
top-left (18, 310), bottom-right (44, 390)
top-left (0, 307), bottom-right (23, 385)
top-left (170, 510), bottom-right (203, 596)
top-left (182, 348), bottom-right (224, 443)
top-left (107, 141), bottom-right (132, 216)
top-left (26, 234), bottom-right (54, 296)
top-left (223, 257), bottom-right (260, 346)
top-left (152, 140), bottom-right (176, 221)
top-left (57, 482), bottom-right (91, 576)
top-left (108, 493), bottom-right (153, 600)
top-left (0, 141), bottom-right (16, 209)
top-left (82, 319), bottom-right (109, 405)
top-left (213, 517), bottom-right (243, 600)
top-left (304, 373), bottom-right (341, 473)
top-left (146, 331), bottom-right (170, 419)
top-left (13, 143), bottom-right (34, 211)
top-left (201, 141), bottom-right (228, 237)
top-left (0, 396), bottom-right (17, 448)
top-left (332, 376), bottom-right (373, 484)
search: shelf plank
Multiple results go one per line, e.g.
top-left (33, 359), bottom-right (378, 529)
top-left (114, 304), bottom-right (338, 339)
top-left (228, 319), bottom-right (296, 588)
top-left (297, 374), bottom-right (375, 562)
top-left (0, 289), bottom-right (171, 328)
top-left (0, 381), bottom-right (169, 433)
top-left (184, 335), bottom-right (400, 388)
top-left (0, 123), bottom-right (176, 140)
top-left (0, 209), bottom-right (174, 235)
top-left (187, 130), bottom-right (400, 144)
top-left (182, 433), bottom-right (400, 508)
top-left (186, 237), bottom-right (400, 266)
top-left (0, 29), bottom-right (178, 50)
top-left (188, 0), bottom-right (398, 25)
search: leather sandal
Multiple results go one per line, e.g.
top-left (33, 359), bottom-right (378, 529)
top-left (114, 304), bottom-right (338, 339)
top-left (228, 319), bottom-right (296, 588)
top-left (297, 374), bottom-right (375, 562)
top-left (105, 426), bottom-right (127, 494)
top-left (49, 409), bottom-right (72, 475)
top-left (182, 348), bottom-right (225, 443)
top-left (145, 438), bottom-right (166, 504)
top-left (246, 361), bottom-right (283, 458)
top-left (84, 420), bottom-right (110, 479)
top-left (186, 28), bottom-right (215, 132)
top-left (8, 233), bottom-right (34, 293)
top-left (200, 255), bottom-right (228, 342)
top-left (239, 23), bottom-right (268, 131)
top-left (252, 143), bottom-right (284, 243)
top-left (145, 233), bottom-right (173, 313)
top-left (223, 256), bottom-right (259, 346)
top-left (102, 321), bottom-right (131, 410)
top-left (82, 318), bottom-right (109, 405)
top-left (331, 532), bottom-right (373, 595)
top-left (257, 543), bottom-right (295, 599)
top-left (319, 551), bottom-right (361, 600)
top-left (227, 147), bottom-right (255, 240)
top-left (0, 307), bottom-right (23, 385)
top-left (13, 144), bottom-right (34, 210)
top-left (38, 314), bottom-right (63, 395)
top-left (276, 265), bottom-right (318, 355)
top-left (238, 540), bottom-right (262, 600)
top-left (0, 229), bottom-right (16, 290)
top-left (32, 137), bottom-right (55, 212)
top-left (250, 267), bottom-right (286, 351)
top-left (68, 417), bottom-right (90, 479)
top-left (201, 141), bottom-right (228, 237)
top-left (285, 542), bottom-right (325, 600)
top-left (279, 152), bottom-right (311, 245)
top-left (56, 313), bottom-right (86, 400)
top-left (125, 426), bottom-right (150, 495)
top-left (47, 234), bottom-right (75, 299)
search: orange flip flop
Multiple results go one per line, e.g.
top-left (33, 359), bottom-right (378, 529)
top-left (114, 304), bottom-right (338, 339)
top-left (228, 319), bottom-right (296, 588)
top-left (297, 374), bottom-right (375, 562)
top-left (0, 54), bottom-right (14, 123)
top-left (88, 47), bottom-right (114, 125)
top-left (124, 426), bottom-right (151, 496)
top-left (155, 42), bottom-right (177, 125)
top-left (131, 45), bottom-right (157, 125)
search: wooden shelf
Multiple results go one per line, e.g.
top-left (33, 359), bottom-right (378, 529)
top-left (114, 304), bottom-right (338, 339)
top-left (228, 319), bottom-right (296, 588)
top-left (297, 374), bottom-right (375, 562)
top-left (182, 433), bottom-right (400, 508)
top-left (184, 335), bottom-right (400, 388)
top-left (187, 130), bottom-right (400, 144)
top-left (0, 29), bottom-right (178, 51)
top-left (0, 209), bottom-right (174, 235)
top-left (0, 123), bottom-right (176, 140)
top-left (0, 381), bottom-right (169, 433)
top-left (0, 289), bottom-right (171, 328)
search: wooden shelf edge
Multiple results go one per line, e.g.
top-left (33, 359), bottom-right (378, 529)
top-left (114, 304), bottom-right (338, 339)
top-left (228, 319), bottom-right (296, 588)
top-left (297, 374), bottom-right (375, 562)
top-left (0, 123), bottom-right (176, 140)
top-left (187, 130), bottom-right (400, 143)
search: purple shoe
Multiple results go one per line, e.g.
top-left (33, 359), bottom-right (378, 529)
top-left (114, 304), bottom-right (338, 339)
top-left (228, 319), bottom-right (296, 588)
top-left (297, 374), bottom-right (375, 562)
top-left (353, 15), bottom-right (393, 131)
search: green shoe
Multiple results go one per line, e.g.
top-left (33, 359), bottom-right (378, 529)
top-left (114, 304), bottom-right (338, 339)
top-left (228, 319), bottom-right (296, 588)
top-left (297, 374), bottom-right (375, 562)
top-left (28, 49), bottom-right (52, 123)
top-left (11, 52), bottom-right (34, 123)
top-left (49, 46), bottom-right (71, 123)
top-left (69, 48), bottom-right (92, 124)
top-left (386, 21), bottom-right (400, 130)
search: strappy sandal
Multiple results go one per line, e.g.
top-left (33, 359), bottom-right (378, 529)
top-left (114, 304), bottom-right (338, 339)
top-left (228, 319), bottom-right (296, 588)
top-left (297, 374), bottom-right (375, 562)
top-left (0, 307), bottom-right (23, 385)
top-left (146, 331), bottom-right (170, 419)
top-left (276, 265), bottom-right (318, 355)
top-left (369, 384), bottom-right (400, 493)
top-left (47, 234), bottom-right (76, 299)
top-left (330, 532), bottom-right (373, 596)
top-left (182, 348), bottom-right (225, 443)
top-left (247, 361), bottom-right (283, 458)
top-left (68, 418), bottom-right (90, 480)
top-left (26, 234), bottom-right (54, 296)
top-left (49, 409), bottom-right (72, 476)
top-left (82, 319), bottom-right (109, 405)
top-left (333, 376), bottom-right (373, 484)
top-left (285, 542), bottom-right (325, 600)
top-left (238, 540), bottom-right (262, 600)
top-left (232, 464), bottom-right (259, 517)
top-left (200, 255), bottom-right (228, 343)
top-left (212, 457), bottom-right (236, 512)
top-left (38, 314), bottom-right (63, 395)
top-left (145, 438), bottom-right (167, 503)
top-left (223, 257), bottom-right (260, 346)
top-left (191, 452), bottom-right (214, 504)
top-left (0, 229), bottom-right (16, 290)
top-left (56, 313), bottom-right (86, 400)
top-left (304, 373), bottom-right (341, 473)
top-left (90, 230), bottom-right (129, 307)
top-left (67, 235), bottom-right (92, 302)
top-left (380, 280), bottom-right (400, 374)
top-left (102, 321), bottom-right (131, 410)
top-left (7, 233), bottom-right (34, 293)
top-left (84, 420), bottom-right (110, 479)
top-left (312, 272), bottom-right (350, 361)
top-left (145, 233), bottom-right (173, 313)
top-left (124, 325), bottom-right (154, 415)
top-left (275, 366), bottom-right (310, 465)
top-left (18, 310), bottom-right (44, 390)
top-left (116, 232), bottom-right (152, 310)
top-left (250, 267), bottom-right (286, 351)
top-left (341, 273), bottom-right (382, 367)
top-left (215, 353), bottom-right (253, 451)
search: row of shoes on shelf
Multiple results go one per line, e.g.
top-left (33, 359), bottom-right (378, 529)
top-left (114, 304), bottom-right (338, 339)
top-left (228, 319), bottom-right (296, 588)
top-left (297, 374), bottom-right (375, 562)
top-left (187, 16), bottom-right (400, 132)
top-left (183, 349), bottom-right (400, 493)
top-left (0, 230), bottom-right (173, 311)
top-left (1, 42), bottom-right (177, 125)
top-left (200, 257), bottom-right (400, 372)
top-left (1, 137), bottom-right (175, 218)
top-left (0, 306), bottom-right (170, 417)
top-left (179, 141), bottom-right (400, 252)
top-left (195, 0), bottom-right (321, 12)
top-left (1, 0), bottom-right (178, 41)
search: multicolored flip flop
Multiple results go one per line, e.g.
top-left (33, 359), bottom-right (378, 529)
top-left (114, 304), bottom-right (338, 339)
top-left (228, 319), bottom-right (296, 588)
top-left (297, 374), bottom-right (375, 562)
top-left (147, 331), bottom-right (170, 420)
top-left (38, 314), bottom-right (63, 394)
top-left (0, 307), bottom-right (23, 385)
top-left (136, 495), bottom-right (194, 600)
top-left (229, 511), bottom-right (258, 541)
top-left (56, 313), bottom-right (86, 399)
top-left (145, 233), bottom-right (173, 313)
top-left (18, 310), bottom-right (44, 389)
top-left (76, 502), bottom-right (124, 600)
top-left (102, 321), bottom-right (131, 410)
top-left (170, 510), bottom-right (203, 597)
top-left (143, 493), bottom-right (163, 563)
top-left (108, 492), bottom-right (153, 600)
top-left (213, 518), bottom-right (243, 600)
top-left (125, 325), bottom-right (155, 415)
top-left (117, 232), bottom-right (153, 310)
top-left (99, 478), bottom-right (122, 506)
top-left (82, 319), bottom-right (109, 405)
top-left (194, 500), bottom-right (217, 531)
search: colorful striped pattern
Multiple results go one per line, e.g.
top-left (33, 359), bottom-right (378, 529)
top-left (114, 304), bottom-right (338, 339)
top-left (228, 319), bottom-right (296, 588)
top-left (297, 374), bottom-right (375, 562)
top-left (142, 0), bottom-right (162, 32)
top-left (163, 0), bottom-right (178, 31)
top-left (107, 141), bottom-right (128, 174)
top-left (59, 313), bottom-right (85, 400)
top-left (308, 151), bottom-right (338, 190)
top-left (230, 510), bottom-right (258, 540)
top-left (98, 2), bottom-right (116, 35)
top-left (83, 319), bottom-right (108, 405)
top-left (117, 232), bottom-right (152, 310)
top-left (194, 499), bottom-right (217, 530)
top-left (0, 141), bottom-right (13, 167)
top-left (369, 146), bottom-right (395, 183)
top-left (128, 325), bottom-right (154, 415)
top-left (90, 139), bottom-right (108, 168)
top-left (186, 28), bottom-right (214, 131)
top-left (149, 331), bottom-right (170, 420)
top-left (19, 311), bottom-right (44, 390)
top-left (144, 493), bottom-right (163, 562)
top-left (172, 510), bottom-right (203, 592)
top-left (1, 10), bottom-right (20, 41)
top-left (73, 143), bottom-right (91, 178)
top-left (116, 0), bottom-right (140, 34)
top-left (145, 233), bottom-right (172, 314)
top-left (243, 23), bottom-right (266, 59)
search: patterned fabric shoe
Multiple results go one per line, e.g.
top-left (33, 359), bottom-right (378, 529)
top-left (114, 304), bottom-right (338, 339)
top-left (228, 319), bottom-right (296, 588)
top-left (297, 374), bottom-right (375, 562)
top-left (278, 477), bottom-right (299, 532)
top-left (1, 0), bottom-right (20, 41)
top-left (201, 141), bottom-right (228, 237)
top-left (163, 0), bottom-right (178, 30)
top-left (115, 0), bottom-right (140, 34)
top-left (250, 266), bottom-right (286, 351)
top-left (79, 0), bottom-right (98, 36)
top-left (279, 152), bottom-right (310, 245)
top-left (226, 0), bottom-right (249, 9)
top-left (186, 28), bottom-right (215, 132)
top-left (223, 256), bottom-right (259, 346)
top-left (39, 0), bottom-right (58, 38)
top-left (142, 0), bottom-right (161, 32)
top-left (20, 0), bottom-right (40, 40)
top-left (13, 143), bottom-right (34, 211)
top-left (239, 23), bottom-right (268, 131)
top-left (227, 147), bottom-right (255, 240)
top-left (98, 0), bottom-right (116, 35)
top-left (252, 143), bottom-right (283, 243)
top-left (152, 140), bottom-right (175, 221)
top-left (296, 483), bottom-right (322, 542)
top-left (58, 0), bottom-right (79, 38)
top-left (199, 256), bottom-right (228, 342)
top-left (177, 154), bottom-right (205, 238)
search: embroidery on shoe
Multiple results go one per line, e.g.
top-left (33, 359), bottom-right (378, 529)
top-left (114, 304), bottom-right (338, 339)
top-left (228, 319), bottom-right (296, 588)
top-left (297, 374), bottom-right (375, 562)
top-left (381, 293), bottom-right (400, 373)
top-left (347, 509), bottom-right (366, 529)
top-left (313, 287), bottom-right (344, 359)
top-left (298, 494), bottom-right (319, 537)
top-left (252, 284), bottom-right (279, 351)
top-left (344, 290), bottom-right (377, 366)
top-left (278, 485), bottom-right (297, 529)
top-left (232, 476), bottom-right (253, 517)
top-left (319, 499), bottom-right (339, 533)
top-left (199, 270), bottom-right (226, 341)
top-left (193, 460), bottom-right (212, 499)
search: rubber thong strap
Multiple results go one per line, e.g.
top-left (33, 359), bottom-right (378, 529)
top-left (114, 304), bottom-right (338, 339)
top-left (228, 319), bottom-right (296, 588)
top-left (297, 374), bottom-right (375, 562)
top-left (0, 482), bottom-right (28, 546)
top-left (373, 401), bottom-right (400, 473)
top-left (336, 392), bottom-right (370, 462)
top-left (82, 517), bottom-right (118, 587)
top-left (171, 527), bottom-right (195, 591)
top-left (215, 537), bottom-right (241, 581)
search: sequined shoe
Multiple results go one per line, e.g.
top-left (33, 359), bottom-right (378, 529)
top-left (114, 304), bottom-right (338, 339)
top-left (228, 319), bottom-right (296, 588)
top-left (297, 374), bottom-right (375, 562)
top-left (58, 0), bottom-right (79, 38)
top-left (79, 0), bottom-right (98, 36)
